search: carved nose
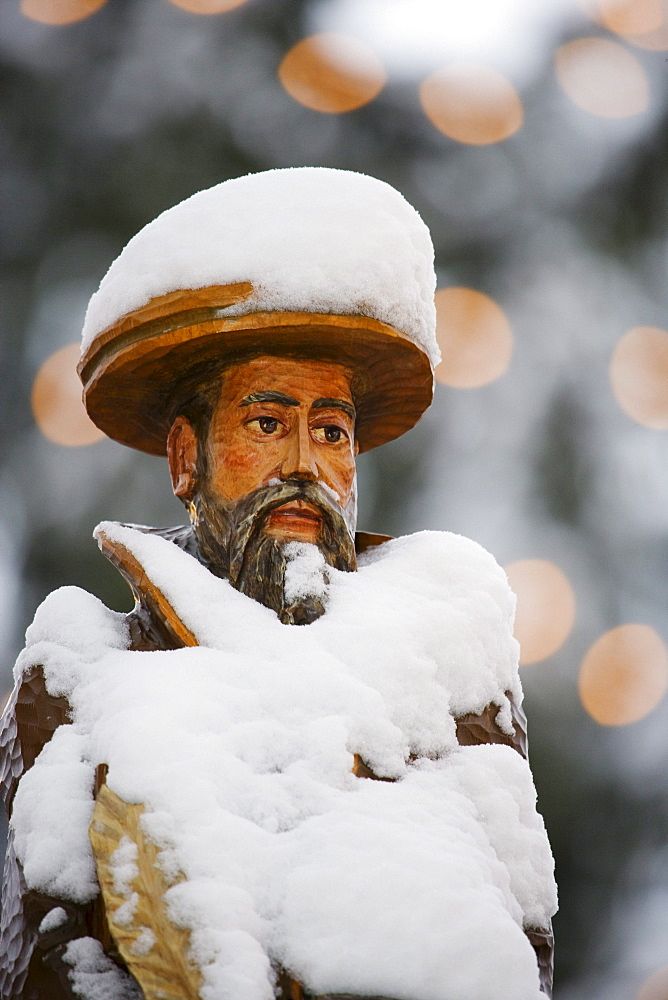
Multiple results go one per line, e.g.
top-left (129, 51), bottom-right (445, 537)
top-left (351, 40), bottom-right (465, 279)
top-left (280, 421), bottom-right (318, 481)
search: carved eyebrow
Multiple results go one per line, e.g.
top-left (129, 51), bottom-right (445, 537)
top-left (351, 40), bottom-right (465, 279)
top-left (311, 398), bottom-right (356, 420)
top-left (239, 391), bottom-right (300, 407)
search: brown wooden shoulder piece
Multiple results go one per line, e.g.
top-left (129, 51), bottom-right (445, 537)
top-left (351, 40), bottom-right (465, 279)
top-left (95, 525), bottom-right (197, 650)
top-left (455, 690), bottom-right (527, 759)
top-left (126, 602), bottom-right (186, 653)
top-left (354, 531), bottom-right (393, 556)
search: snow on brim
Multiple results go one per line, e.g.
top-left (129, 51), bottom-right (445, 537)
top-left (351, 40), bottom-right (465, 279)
top-left (81, 168), bottom-right (439, 367)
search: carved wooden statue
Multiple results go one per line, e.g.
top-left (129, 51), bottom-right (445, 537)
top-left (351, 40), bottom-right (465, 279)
top-left (0, 168), bottom-right (557, 1000)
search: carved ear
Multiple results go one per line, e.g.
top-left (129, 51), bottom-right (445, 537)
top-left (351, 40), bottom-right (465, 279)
top-left (166, 416), bottom-right (199, 501)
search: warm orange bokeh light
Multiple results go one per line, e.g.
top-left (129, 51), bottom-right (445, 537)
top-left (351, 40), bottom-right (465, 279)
top-left (21, 0), bottom-right (108, 24)
top-left (598, 0), bottom-right (662, 34)
top-left (585, 0), bottom-right (668, 51)
top-left (579, 624), bottom-right (668, 726)
top-left (278, 33), bottom-right (386, 114)
top-left (419, 64), bottom-right (523, 146)
top-left (505, 560), bottom-right (576, 666)
top-left (32, 343), bottom-right (105, 447)
top-left (635, 965), bottom-right (668, 1000)
top-left (434, 287), bottom-right (513, 388)
top-left (609, 326), bottom-right (668, 429)
top-left (168, 0), bottom-right (249, 13)
top-left (555, 38), bottom-right (649, 118)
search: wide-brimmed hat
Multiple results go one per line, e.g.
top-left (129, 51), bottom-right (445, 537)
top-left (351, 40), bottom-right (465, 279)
top-left (78, 168), bottom-right (439, 455)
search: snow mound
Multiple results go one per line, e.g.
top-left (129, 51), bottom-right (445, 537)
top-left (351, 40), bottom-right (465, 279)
top-left (81, 167), bottom-right (438, 367)
top-left (11, 527), bottom-right (556, 1000)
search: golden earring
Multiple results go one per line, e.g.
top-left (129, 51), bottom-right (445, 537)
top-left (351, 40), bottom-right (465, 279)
top-left (187, 500), bottom-right (199, 527)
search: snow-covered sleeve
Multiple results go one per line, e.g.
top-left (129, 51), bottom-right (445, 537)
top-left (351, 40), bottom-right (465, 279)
top-left (0, 586), bottom-right (133, 1000)
top-left (0, 665), bottom-right (72, 818)
top-left (0, 665), bottom-right (87, 1000)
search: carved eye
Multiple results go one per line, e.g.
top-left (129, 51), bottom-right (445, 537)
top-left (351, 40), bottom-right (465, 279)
top-left (313, 425), bottom-right (346, 444)
top-left (258, 417), bottom-right (279, 434)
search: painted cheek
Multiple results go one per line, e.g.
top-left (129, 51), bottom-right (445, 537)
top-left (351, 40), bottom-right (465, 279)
top-left (209, 440), bottom-right (272, 500)
top-left (229, 446), bottom-right (272, 480)
top-left (321, 452), bottom-right (356, 505)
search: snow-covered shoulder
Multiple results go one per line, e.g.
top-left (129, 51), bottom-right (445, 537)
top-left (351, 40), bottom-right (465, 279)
top-left (322, 529), bottom-right (522, 740)
top-left (357, 529), bottom-right (516, 622)
top-left (95, 519), bottom-right (282, 652)
top-left (14, 584), bottom-right (129, 698)
top-left (92, 522), bottom-right (523, 761)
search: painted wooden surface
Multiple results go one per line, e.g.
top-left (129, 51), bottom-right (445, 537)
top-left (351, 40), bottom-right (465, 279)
top-left (78, 284), bottom-right (433, 457)
top-left (89, 784), bottom-right (202, 1000)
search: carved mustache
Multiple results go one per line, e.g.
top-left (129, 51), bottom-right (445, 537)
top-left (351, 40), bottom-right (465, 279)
top-left (226, 479), bottom-right (355, 580)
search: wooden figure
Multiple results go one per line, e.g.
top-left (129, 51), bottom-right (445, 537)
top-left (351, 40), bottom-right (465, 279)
top-left (0, 168), bottom-right (556, 1000)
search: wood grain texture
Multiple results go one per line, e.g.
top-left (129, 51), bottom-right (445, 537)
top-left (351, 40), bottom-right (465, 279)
top-left (89, 784), bottom-right (202, 1000)
top-left (83, 283), bottom-right (255, 356)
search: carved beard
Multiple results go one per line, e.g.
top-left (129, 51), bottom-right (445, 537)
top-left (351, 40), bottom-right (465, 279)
top-left (191, 479), bottom-right (357, 626)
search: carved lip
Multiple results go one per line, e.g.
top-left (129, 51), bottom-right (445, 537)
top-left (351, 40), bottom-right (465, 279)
top-left (266, 500), bottom-right (323, 524)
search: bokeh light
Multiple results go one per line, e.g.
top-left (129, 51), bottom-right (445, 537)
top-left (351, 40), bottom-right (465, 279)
top-left (596, 0), bottom-right (662, 34)
top-left (609, 326), bottom-right (668, 429)
top-left (635, 965), bottom-right (668, 1000)
top-left (505, 559), bottom-right (576, 665)
top-left (434, 287), bottom-right (514, 388)
top-left (555, 38), bottom-right (649, 118)
top-left (586, 0), bottom-right (668, 51)
top-left (278, 33), bottom-right (386, 113)
top-left (21, 0), bottom-right (108, 24)
top-left (31, 343), bottom-right (105, 447)
top-left (419, 64), bottom-right (523, 145)
top-left (168, 0), bottom-right (249, 13)
top-left (579, 624), bottom-right (668, 726)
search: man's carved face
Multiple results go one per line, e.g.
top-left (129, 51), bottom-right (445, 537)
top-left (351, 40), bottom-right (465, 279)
top-left (167, 357), bottom-right (359, 624)
top-left (206, 357), bottom-right (358, 541)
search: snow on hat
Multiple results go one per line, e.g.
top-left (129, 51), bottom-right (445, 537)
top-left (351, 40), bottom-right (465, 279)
top-left (78, 167), bottom-right (439, 455)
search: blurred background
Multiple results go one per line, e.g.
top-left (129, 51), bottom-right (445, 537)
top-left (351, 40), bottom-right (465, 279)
top-left (2, 0), bottom-right (668, 996)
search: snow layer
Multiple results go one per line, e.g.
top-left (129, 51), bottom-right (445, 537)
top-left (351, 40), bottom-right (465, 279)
top-left (12, 526), bottom-right (556, 1000)
top-left (63, 936), bottom-right (142, 999)
top-left (39, 906), bottom-right (68, 933)
top-left (283, 542), bottom-right (328, 605)
top-left (11, 725), bottom-right (98, 904)
top-left (81, 167), bottom-right (439, 367)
